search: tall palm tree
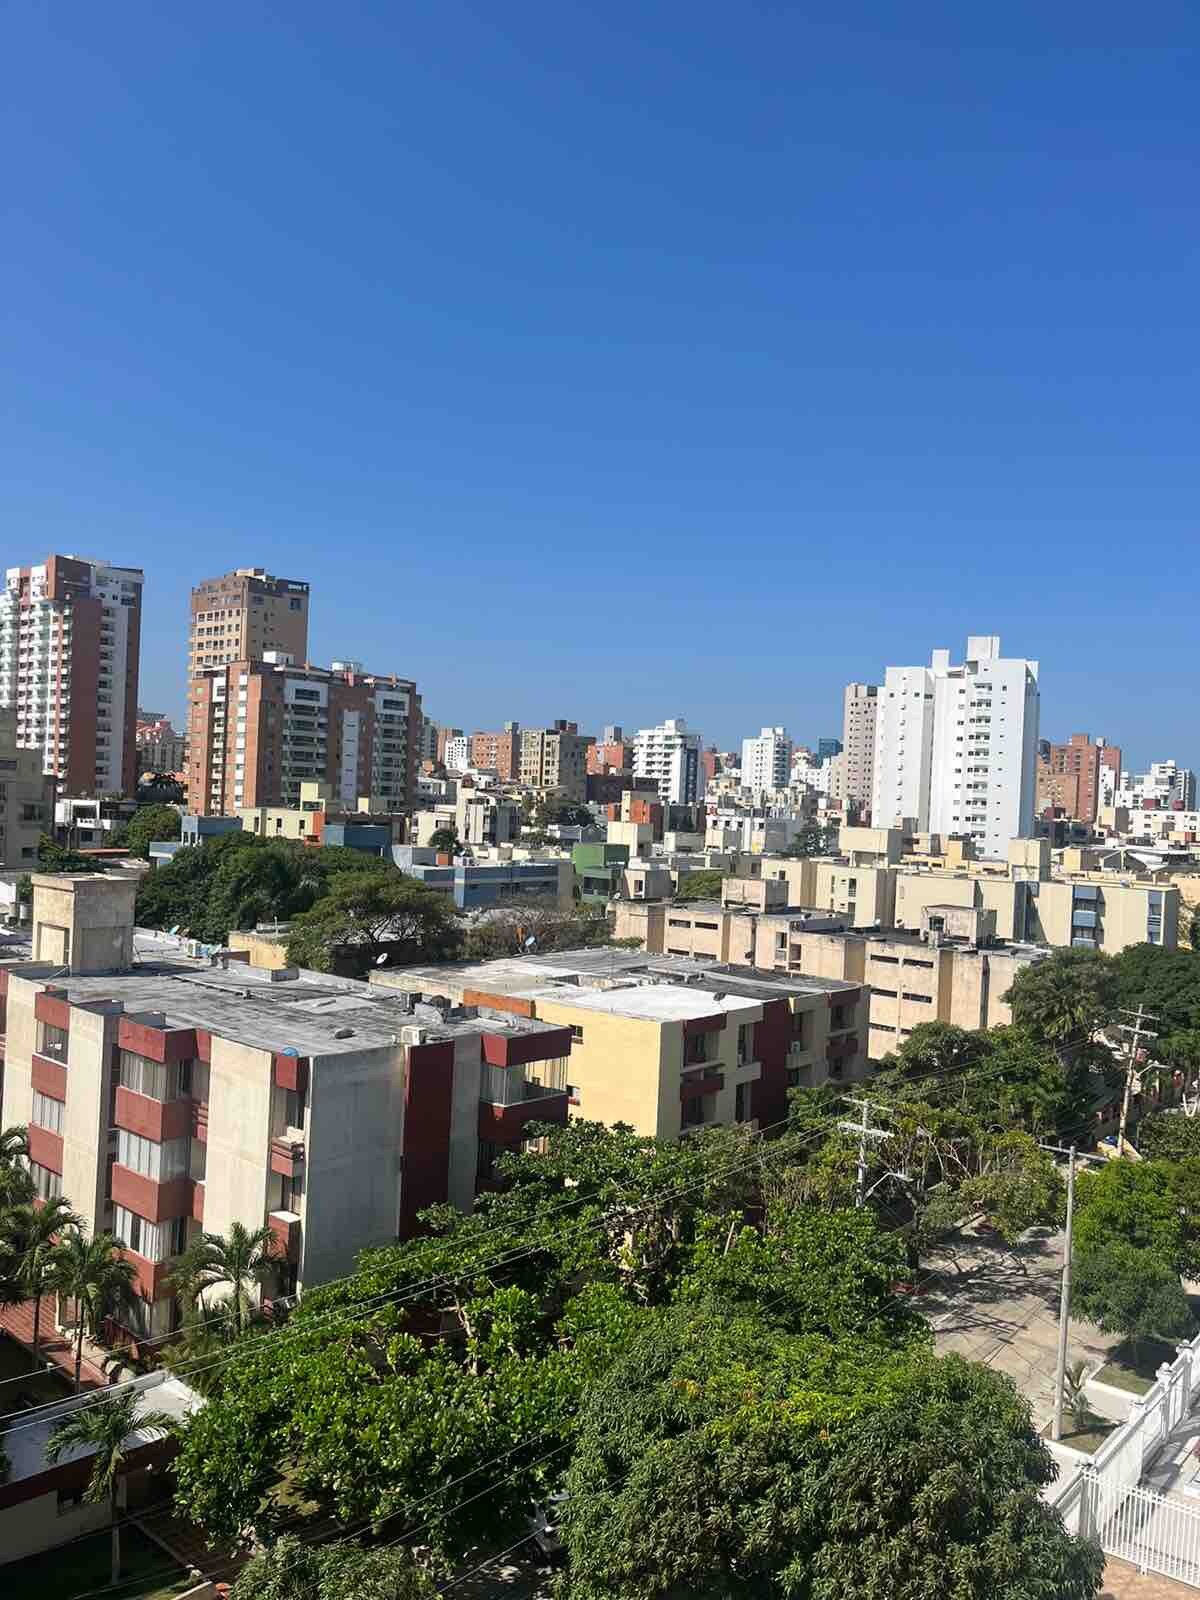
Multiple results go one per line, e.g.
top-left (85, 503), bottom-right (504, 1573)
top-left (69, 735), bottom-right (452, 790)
top-left (0, 1125), bottom-right (33, 1208)
top-left (1, 1196), bottom-right (82, 1369)
top-left (168, 1221), bottom-right (279, 1337)
top-left (45, 1388), bottom-right (174, 1584)
top-left (50, 1229), bottom-right (139, 1390)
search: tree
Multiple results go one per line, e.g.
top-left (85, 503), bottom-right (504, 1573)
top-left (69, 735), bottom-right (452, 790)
top-left (121, 803), bottom-right (182, 859)
top-left (50, 1229), bottom-right (139, 1390)
top-left (0, 1126), bottom-right (33, 1209)
top-left (1072, 1241), bottom-right (1195, 1361)
top-left (229, 1535), bottom-right (433, 1600)
top-left (284, 870), bottom-right (461, 975)
top-left (560, 1307), bottom-right (1102, 1600)
top-left (168, 1222), bottom-right (280, 1338)
top-left (461, 898), bottom-right (611, 960)
top-left (675, 869), bottom-right (724, 901)
top-left (1, 1196), bottom-right (82, 1369)
top-left (1073, 1157), bottom-right (1200, 1279)
top-left (1138, 1110), bottom-right (1200, 1163)
top-left (1189, 904), bottom-right (1200, 954)
top-left (36, 834), bottom-right (100, 873)
top-left (784, 821), bottom-right (839, 858)
top-left (1111, 943), bottom-right (1200, 1042)
top-left (428, 827), bottom-right (459, 854)
top-left (1061, 1359), bottom-right (1095, 1434)
top-left (45, 1388), bottom-right (174, 1585)
top-left (878, 1021), bottom-right (988, 1079)
top-left (1004, 949), bottom-right (1118, 1049)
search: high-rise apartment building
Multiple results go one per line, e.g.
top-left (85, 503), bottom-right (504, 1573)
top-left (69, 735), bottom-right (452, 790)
top-left (841, 684), bottom-right (878, 819)
top-left (435, 726), bottom-right (464, 765)
top-left (188, 569), bottom-right (309, 678)
top-left (1035, 734), bottom-right (1121, 822)
top-left (189, 655), bottom-right (419, 817)
top-left (740, 727), bottom-right (792, 794)
top-left (0, 555), bottom-right (144, 795)
top-left (518, 721), bottom-right (590, 800)
top-left (632, 718), bottom-right (706, 806)
top-left (871, 636), bottom-right (1039, 859)
top-left (470, 722), bottom-right (521, 780)
top-left (443, 735), bottom-right (471, 772)
top-left (1116, 760), bottom-right (1197, 812)
top-left (136, 716), bottom-right (189, 775)
top-left (817, 737), bottom-right (842, 761)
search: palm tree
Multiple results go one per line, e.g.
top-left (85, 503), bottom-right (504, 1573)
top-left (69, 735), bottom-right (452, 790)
top-left (50, 1229), bottom-right (138, 1391)
top-left (168, 1221), bottom-right (279, 1337)
top-left (0, 1125), bottom-right (33, 1208)
top-left (45, 1388), bottom-right (174, 1584)
top-left (1, 1196), bottom-right (82, 1369)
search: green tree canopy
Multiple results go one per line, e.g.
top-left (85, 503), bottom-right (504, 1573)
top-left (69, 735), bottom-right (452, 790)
top-left (428, 826), bottom-right (459, 854)
top-left (675, 869), bottom-right (725, 901)
top-left (284, 869), bottom-right (461, 975)
top-left (784, 821), bottom-right (840, 857)
top-left (1072, 1240), bottom-right (1195, 1357)
top-left (1004, 949), bottom-right (1118, 1047)
top-left (1073, 1156), bottom-right (1200, 1278)
top-left (1111, 943), bottom-right (1200, 1045)
top-left (1137, 1110), bottom-right (1200, 1163)
top-left (229, 1535), bottom-right (433, 1600)
top-left (560, 1306), bottom-right (1102, 1600)
top-left (121, 803), bottom-right (182, 858)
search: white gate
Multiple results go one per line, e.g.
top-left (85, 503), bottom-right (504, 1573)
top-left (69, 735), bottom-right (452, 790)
top-left (1084, 1471), bottom-right (1200, 1588)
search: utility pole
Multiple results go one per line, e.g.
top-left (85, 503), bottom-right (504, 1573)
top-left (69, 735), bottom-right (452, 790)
top-left (1039, 1141), bottom-right (1106, 1442)
top-left (1116, 1004), bottom-right (1160, 1157)
top-left (839, 1098), bottom-right (892, 1208)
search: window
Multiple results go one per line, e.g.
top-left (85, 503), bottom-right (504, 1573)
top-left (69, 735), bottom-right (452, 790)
top-left (29, 1161), bottom-right (62, 1201)
top-left (684, 1032), bottom-right (711, 1065)
top-left (569, 1024), bottom-right (584, 1042)
top-left (902, 992), bottom-right (932, 1004)
top-left (32, 1091), bottom-right (64, 1134)
top-left (36, 1020), bottom-right (68, 1062)
top-left (119, 1051), bottom-right (192, 1102)
top-left (735, 1082), bottom-right (751, 1122)
top-left (117, 1130), bottom-right (190, 1181)
top-left (113, 1207), bottom-right (187, 1262)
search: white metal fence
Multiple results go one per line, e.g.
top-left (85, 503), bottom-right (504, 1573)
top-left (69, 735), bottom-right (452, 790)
top-left (1082, 1472), bottom-right (1200, 1587)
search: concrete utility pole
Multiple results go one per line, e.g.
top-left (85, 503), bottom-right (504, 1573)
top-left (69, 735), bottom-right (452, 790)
top-left (1039, 1141), bottom-right (1107, 1442)
top-left (1116, 1004), bottom-right (1160, 1157)
top-left (838, 1098), bottom-right (893, 1208)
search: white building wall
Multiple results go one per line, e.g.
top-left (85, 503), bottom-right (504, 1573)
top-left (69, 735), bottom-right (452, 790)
top-left (740, 728), bottom-right (792, 795)
top-left (632, 718), bottom-right (705, 806)
top-left (871, 665), bottom-right (935, 829)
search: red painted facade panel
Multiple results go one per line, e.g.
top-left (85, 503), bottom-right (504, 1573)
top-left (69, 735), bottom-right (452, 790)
top-left (123, 1250), bottom-right (175, 1302)
top-left (681, 1013), bottom-right (727, 1037)
top-left (462, 989), bottom-right (535, 1018)
top-left (269, 1138), bottom-right (305, 1178)
top-left (477, 1093), bottom-right (569, 1142)
top-left (26, 1124), bottom-right (63, 1174)
top-left (34, 992), bottom-right (71, 1030)
top-left (268, 1210), bottom-right (301, 1261)
top-left (273, 1053), bottom-right (309, 1093)
top-left (400, 1038), bottom-right (456, 1236)
top-left (679, 1072), bottom-right (724, 1100)
top-left (480, 1026), bottom-right (573, 1068)
top-left (751, 996), bottom-right (792, 1128)
top-left (114, 1086), bottom-right (192, 1143)
top-left (30, 1054), bottom-right (68, 1100)
top-left (110, 1164), bottom-right (193, 1224)
top-left (117, 1018), bottom-right (199, 1063)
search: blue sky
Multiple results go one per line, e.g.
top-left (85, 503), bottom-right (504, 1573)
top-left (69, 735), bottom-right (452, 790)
top-left (5, 2), bottom-right (1198, 767)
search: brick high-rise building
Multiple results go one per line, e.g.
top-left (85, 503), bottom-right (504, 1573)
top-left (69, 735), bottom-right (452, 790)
top-left (1035, 734), bottom-right (1121, 823)
top-left (470, 721), bottom-right (520, 780)
top-left (519, 721), bottom-right (590, 800)
top-left (189, 655), bottom-right (420, 817)
top-left (0, 555), bottom-right (144, 795)
top-left (188, 568), bottom-right (310, 679)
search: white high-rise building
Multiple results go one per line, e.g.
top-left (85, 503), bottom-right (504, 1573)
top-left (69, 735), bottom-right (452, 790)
top-left (632, 717), bottom-right (705, 806)
top-left (1116, 760), bottom-right (1197, 812)
top-left (740, 727), bottom-right (792, 795)
top-left (871, 636), bottom-right (1040, 859)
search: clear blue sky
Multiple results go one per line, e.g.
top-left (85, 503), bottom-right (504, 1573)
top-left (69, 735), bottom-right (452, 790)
top-left (5, 3), bottom-right (1198, 768)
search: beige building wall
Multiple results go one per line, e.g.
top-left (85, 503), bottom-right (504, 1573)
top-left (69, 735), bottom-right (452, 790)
top-left (31, 874), bottom-right (138, 975)
top-left (1, 971), bottom-right (43, 1129)
top-left (0, 708), bottom-right (55, 870)
top-left (607, 820), bottom-right (654, 856)
top-left (202, 1037), bottom-right (275, 1254)
top-left (1030, 879), bottom-right (1178, 952)
top-left (238, 806), bottom-right (311, 840)
top-left (60, 1002), bottom-right (120, 1225)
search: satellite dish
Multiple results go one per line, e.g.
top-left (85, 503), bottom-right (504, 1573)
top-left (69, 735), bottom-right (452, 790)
top-left (375, 952), bottom-right (389, 966)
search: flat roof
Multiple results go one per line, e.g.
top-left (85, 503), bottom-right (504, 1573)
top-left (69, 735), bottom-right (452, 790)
top-left (2, 1372), bottom-right (199, 1485)
top-left (7, 931), bottom-right (563, 1057)
top-left (513, 982), bottom-right (761, 1024)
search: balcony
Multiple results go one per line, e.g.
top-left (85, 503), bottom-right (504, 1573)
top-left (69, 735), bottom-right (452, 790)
top-left (270, 1132), bottom-right (306, 1178)
top-left (26, 1124), bottom-right (63, 1174)
top-left (31, 1054), bottom-right (67, 1100)
top-left (680, 1071), bottom-right (725, 1101)
top-left (268, 1209), bottom-right (301, 1262)
top-left (110, 1164), bottom-right (194, 1224)
top-left (114, 1085), bottom-right (193, 1143)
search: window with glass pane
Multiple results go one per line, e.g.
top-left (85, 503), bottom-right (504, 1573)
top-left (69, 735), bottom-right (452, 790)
top-left (119, 1051), bottom-right (192, 1102)
top-left (29, 1161), bottom-right (62, 1201)
top-left (36, 1021), bottom-right (68, 1061)
top-left (117, 1130), bottom-right (189, 1180)
top-left (31, 1091), bottom-right (64, 1135)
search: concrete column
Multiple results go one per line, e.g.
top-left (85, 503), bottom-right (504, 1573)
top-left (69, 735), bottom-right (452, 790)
top-left (1157, 1362), bottom-right (1177, 1435)
top-left (1127, 1395), bottom-right (1148, 1484)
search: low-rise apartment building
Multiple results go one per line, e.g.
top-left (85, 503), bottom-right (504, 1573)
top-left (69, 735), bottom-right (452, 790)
top-left (391, 847), bottom-right (574, 910)
top-left (0, 875), bottom-right (574, 1340)
top-left (377, 947), bottom-right (867, 1136)
top-left (0, 708), bottom-right (56, 870)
